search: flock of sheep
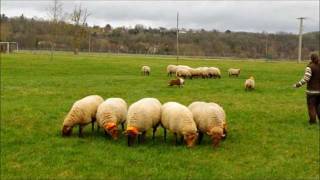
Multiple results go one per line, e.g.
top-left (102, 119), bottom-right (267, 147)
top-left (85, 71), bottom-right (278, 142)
top-left (62, 64), bottom-right (255, 148)
top-left (141, 64), bottom-right (255, 90)
top-left (62, 95), bottom-right (227, 148)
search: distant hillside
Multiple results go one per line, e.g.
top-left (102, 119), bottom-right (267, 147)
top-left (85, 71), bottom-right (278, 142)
top-left (1, 14), bottom-right (319, 60)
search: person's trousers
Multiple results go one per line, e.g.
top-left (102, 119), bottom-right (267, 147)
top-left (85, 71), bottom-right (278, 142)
top-left (306, 94), bottom-right (320, 123)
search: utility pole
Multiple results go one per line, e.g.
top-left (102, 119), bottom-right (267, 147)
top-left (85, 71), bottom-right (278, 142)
top-left (176, 12), bottom-right (179, 65)
top-left (88, 32), bottom-right (91, 53)
top-left (297, 17), bottom-right (306, 63)
top-left (265, 32), bottom-right (268, 58)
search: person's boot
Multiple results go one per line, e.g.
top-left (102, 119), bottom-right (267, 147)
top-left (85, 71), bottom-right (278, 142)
top-left (309, 120), bottom-right (317, 125)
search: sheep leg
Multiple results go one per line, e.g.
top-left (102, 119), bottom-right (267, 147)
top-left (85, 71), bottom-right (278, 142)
top-left (163, 128), bottom-right (167, 142)
top-left (127, 136), bottom-right (130, 146)
top-left (78, 125), bottom-right (83, 138)
top-left (121, 122), bottom-right (125, 131)
top-left (97, 125), bottom-right (100, 132)
top-left (127, 135), bottom-right (134, 147)
top-left (138, 134), bottom-right (141, 144)
top-left (141, 131), bottom-right (146, 143)
top-left (91, 117), bottom-right (96, 132)
top-left (198, 132), bottom-right (203, 144)
top-left (180, 135), bottom-right (184, 145)
top-left (174, 133), bottom-right (178, 145)
top-left (152, 127), bottom-right (157, 142)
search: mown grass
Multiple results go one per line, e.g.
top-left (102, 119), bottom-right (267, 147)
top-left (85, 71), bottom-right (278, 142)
top-left (1, 52), bottom-right (319, 179)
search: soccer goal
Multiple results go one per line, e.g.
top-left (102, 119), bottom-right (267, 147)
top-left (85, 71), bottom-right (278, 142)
top-left (0, 42), bottom-right (19, 53)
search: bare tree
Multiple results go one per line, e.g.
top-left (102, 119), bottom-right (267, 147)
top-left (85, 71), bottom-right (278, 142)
top-left (70, 4), bottom-right (90, 55)
top-left (47, 0), bottom-right (64, 58)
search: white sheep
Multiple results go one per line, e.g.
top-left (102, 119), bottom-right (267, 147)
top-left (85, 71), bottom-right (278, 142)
top-left (141, 66), bottom-right (151, 76)
top-left (161, 102), bottom-right (198, 147)
top-left (167, 65), bottom-right (177, 76)
top-left (191, 67), bottom-right (202, 78)
top-left (96, 98), bottom-right (127, 140)
top-left (208, 67), bottom-right (221, 78)
top-left (126, 98), bottom-right (162, 146)
top-left (245, 76), bottom-right (255, 90)
top-left (188, 101), bottom-right (227, 147)
top-left (62, 95), bottom-right (104, 137)
top-left (228, 68), bottom-right (241, 77)
top-left (176, 67), bottom-right (192, 79)
top-left (199, 67), bottom-right (209, 78)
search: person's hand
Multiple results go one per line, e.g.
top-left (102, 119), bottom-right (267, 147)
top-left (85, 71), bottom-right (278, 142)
top-left (293, 83), bottom-right (301, 88)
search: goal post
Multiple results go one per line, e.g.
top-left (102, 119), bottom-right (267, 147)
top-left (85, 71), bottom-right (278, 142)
top-left (0, 42), bottom-right (18, 53)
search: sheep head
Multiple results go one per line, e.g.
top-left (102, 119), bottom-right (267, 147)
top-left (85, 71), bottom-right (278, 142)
top-left (125, 126), bottom-right (141, 146)
top-left (104, 122), bottom-right (119, 140)
top-left (208, 127), bottom-right (223, 147)
top-left (184, 132), bottom-right (198, 148)
top-left (62, 125), bottom-right (73, 136)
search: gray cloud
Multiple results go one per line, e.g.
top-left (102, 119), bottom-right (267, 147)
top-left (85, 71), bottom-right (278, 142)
top-left (1, 1), bottom-right (319, 33)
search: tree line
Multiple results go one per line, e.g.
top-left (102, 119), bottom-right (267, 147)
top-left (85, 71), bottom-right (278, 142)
top-left (0, 13), bottom-right (318, 60)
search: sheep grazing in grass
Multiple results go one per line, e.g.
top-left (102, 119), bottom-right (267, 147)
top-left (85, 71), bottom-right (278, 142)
top-left (176, 68), bottom-right (192, 79)
top-left (161, 102), bottom-right (198, 148)
top-left (167, 65), bottom-right (177, 76)
top-left (125, 98), bottom-right (162, 146)
top-left (228, 68), bottom-right (241, 77)
top-left (188, 101), bottom-right (227, 147)
top-left (141, 66), bottom-right (151, 76)
top-left (96, 98), bottom-right (127, 140)
top-left (62, 95), bottom-right (104, 137)
top-left (199, 67), bottom-right (209, 78)
top-left (208, 67), bottom-right (221, 78)
top-left (190, 68), bottom-right (202, 78)
top-left (245, 76), bottom-right (255, 90)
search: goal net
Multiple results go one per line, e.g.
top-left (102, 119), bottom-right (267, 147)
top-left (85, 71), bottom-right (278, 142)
top-left (0, 42), bottom-right (18, 53)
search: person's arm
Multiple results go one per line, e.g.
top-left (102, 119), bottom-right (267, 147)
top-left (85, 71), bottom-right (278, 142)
top-left (294, 67), bottom-right (312, 88)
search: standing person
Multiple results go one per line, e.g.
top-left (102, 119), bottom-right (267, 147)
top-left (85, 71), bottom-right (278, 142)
top-left (294, 53), bottom-right (320, 124)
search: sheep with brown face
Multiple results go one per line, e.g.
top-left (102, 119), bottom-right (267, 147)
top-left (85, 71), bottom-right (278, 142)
top-left (96, 98), bottom-right (127, 140)
top-left (168, 78), bottom-right (184, 88)
top-left (161, 102), bottom-right (198, 148)
top-left (125, 98), bottom-right (162, 146)
top-left (245, 76), bottom-right (255, 90)
top-left (188, 101), bottom-right (227, 148)
top-left (62, 95), bottom-right (104, 137)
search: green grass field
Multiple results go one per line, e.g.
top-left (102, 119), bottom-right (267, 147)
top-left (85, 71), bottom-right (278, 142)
top-left (1, 52), bottom-right (319, 179)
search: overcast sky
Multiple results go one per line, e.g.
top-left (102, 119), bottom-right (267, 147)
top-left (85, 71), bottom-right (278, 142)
top-left (1, 1), bottom-right (319, 33)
